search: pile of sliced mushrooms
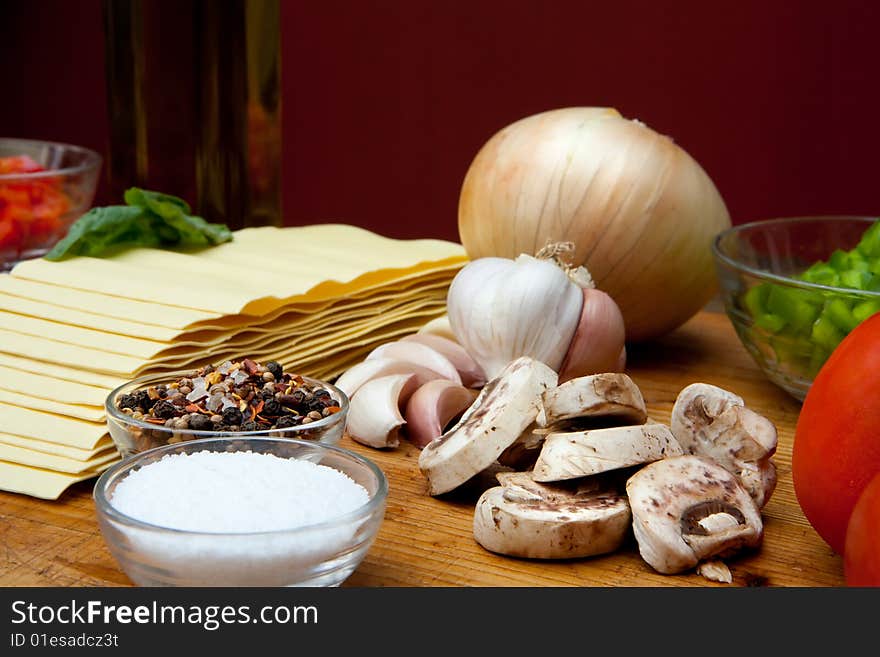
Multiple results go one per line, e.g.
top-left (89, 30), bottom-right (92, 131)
top-left (337, 319), bottom-right (779, 584)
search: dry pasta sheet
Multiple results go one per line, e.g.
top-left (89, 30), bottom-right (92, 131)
top-left (0, 224), bottom-right (466, 499)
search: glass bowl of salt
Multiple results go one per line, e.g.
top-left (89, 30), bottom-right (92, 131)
top-left (94, 437), bottom-right (387, 587)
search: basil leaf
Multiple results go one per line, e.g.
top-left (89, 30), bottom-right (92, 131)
top-left (45, 206), bottom-right (153, 260)
top-left (44, 188), bottom-right (233, 261)
top-left (124, 188), bottom-right (192, 215)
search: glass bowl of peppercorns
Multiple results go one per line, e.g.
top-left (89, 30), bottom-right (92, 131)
top-left (105, 358), bottom-right (349, 457)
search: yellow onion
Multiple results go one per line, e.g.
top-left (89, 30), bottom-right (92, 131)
top-left (458, 107), bottom-right (731, 341)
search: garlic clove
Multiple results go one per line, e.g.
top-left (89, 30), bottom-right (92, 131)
top-left (401, 333), bottom-right (486, 388)
top-left (557, 287), bottom-right (627, 382)
top-left (366, 341), bottom-right (462, 384)
top-left (616, 346), bottom-right (627, 371)
top-left (417, 315), bottom-right (457, 342)
top-left (404, 379), bottom-right (479, 448)
top-left (335, 357), bottom-right (448, 398)
top-left (346, 374), bottom-right (419, 449)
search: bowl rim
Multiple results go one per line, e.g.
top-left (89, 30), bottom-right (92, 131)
top-left (93, 436), bottom-right (388, 536)
top-left (712, 215), bottom-right (880, 297)
top-left (104, 367), bottom-right (349, 438)
top-left (0, 137), bottom-right (103, 180)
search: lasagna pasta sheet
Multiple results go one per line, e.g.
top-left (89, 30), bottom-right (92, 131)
top-left (0, 224), bottom-right (465, 499)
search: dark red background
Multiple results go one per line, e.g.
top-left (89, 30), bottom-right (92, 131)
top-left (2, 1), bottom-right (878, 242)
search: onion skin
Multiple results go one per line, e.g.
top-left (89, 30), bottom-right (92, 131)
top-left (458, 107), bottom-right (731, 341)
top-left (558, 288), bottom-right (627, 382)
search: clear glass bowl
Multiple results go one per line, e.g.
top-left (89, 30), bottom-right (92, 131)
top-left (0, 137), bottom-right (102, 270)
top-left (713, 216), bottom-right (880, 401)
top-left (94, 437), bottom-right (387, 587)
top-left (106, 371), bottom-right (349, 457)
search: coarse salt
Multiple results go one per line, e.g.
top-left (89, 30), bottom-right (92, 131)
top-left (106, 450), bottom-right (374, 586)
top-left (111, 450), bottom-right (369, 532)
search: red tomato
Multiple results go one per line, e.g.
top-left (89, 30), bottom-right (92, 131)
top-left (0, 217), bottom-right (22, 250)
top-left (792, 312), bottom-right (880, 554)
top-left (845, 471), bottom-right (880, 585)
top-left (0, 155), bottom-right (42, 174)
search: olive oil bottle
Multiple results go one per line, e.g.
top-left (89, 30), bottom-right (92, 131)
top-left (102, 0), bottom-right (281, 229)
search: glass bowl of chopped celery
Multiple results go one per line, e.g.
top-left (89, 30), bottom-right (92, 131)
top-left (713, 216), bottom-right (880, 401)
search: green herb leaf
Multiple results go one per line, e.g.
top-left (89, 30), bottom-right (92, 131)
top-left (44, 188), bottom-right (232, 261)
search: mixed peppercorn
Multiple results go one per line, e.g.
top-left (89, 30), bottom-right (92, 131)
top-left (115, 358), bottom-right (342, 433)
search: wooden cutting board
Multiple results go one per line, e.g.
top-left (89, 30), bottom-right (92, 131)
top-left (0, 311), bottom-right (845, 587)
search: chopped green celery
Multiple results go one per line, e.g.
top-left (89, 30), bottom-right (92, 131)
top-left (802, 262), bottom-right (840, 286)
top-left (853, 299), bottom-right (880, 322)
top-left (811, 315), bottom-right (845, 351)
top-left (742, 284), bottom-right (769, 317)
top-left (857, 220), bottom-right (880, 257)
top-left (824, 298), bottom-right (860, 332)
top-left (808, 346), bottom-right (832, 378)
top-left (765, 285), bottom-right (821, 332)
top-left (829, 249), bottom-right (850, 271)
top-left (770, 333), bottom-right (812, 368)
top-left (740, 220), bottom-right (880, 377)
top-left (755, 313), bottom-right (787, 333)
top-left (840, 269), bottom-right (873, 290)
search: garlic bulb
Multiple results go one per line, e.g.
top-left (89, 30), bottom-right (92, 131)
top-left (446, 251), bottom-right (626, 381)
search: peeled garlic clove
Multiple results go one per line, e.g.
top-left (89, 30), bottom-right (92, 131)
top-left (404, 379), bottom-right (479, 448)
top-left (335, 357), bottom-right (447, 398)
top-left (366, 341), bottom-right (462, 384)
top-left (417, 315), bottom-right (457, 342)
top-left (346, 374), bottom-right (419, 449)
top-left (401, 333), bottom-right (486, 388)
top-left (557, 287), bottom-right (627, 382)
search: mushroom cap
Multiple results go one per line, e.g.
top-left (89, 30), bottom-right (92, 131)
top-left (473, 473), bottom-right (631, 559)
top-left (670, 382), bottom-right (778, 508)
top-left (532, 423), bottom-right (683, 482)
top-left (538, 372), bottom-right (647, 428)
top-left (626, 455), bottom-right (763, 574)
top-left (418, 356), bottom-right (557, 495)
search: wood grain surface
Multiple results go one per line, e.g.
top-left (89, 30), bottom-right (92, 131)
top-left (0, 311), bottom-right (844, 587)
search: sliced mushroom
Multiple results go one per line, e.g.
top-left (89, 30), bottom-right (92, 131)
top-left (537, 372), bottom-right (648, 428)
top-left (418, 356), bottom-right (558, 496)
top-left (473, 471), bottom-right (631, 559)
top-left (670, 383), bottom-right (778, 508)
top-left (403, 379), bottom-right (479, 448)
top-left (501, 373), bottom-right (649, 466)
top-left (401, 333), bottom-right (486, 387)
top-left (335, 357), bottom-right (448, 398)
top-left (346, 374), bottom-right (419, 448)
top-left (496, 422), bottom-right (545, 470)
top-left (626, 455), bottom-right (763, 575)
top-left (532, 423), bottom-right (682, 482)
top-left (670, 383), bottom-right (743, 438)
top-left (366, 341), bottom-right (462, 385)
top-left (696, 560), bottom-right (733, 584)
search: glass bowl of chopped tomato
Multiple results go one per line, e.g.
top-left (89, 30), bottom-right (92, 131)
top-left (0, 138), bottom-right (102, 271)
